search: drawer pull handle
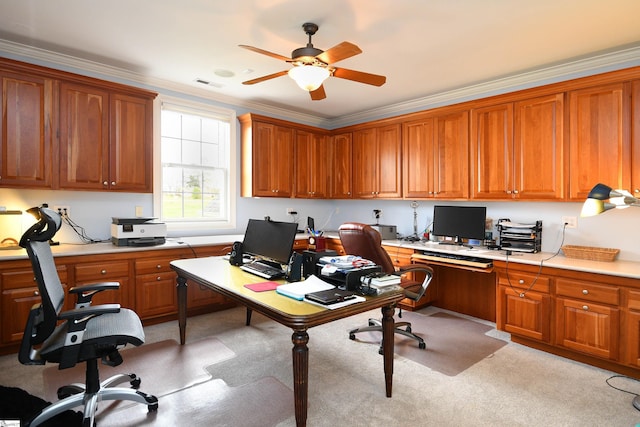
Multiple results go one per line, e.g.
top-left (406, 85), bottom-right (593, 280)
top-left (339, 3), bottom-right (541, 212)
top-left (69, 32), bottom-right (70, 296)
top-left (582, 305), bottom-right (589, 311)
top-left (101, 269), bottom-right (107, 275)
top-left (582, 289), bottom-right (589, 295)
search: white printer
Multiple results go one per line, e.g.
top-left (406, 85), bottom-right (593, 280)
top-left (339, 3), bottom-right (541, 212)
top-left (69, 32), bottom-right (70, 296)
top-left (111, 217), bottom-right (167, 247)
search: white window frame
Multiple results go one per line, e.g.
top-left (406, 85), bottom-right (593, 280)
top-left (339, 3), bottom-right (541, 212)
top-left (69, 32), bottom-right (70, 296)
top-left (153, 95), bottom-right (237, 235)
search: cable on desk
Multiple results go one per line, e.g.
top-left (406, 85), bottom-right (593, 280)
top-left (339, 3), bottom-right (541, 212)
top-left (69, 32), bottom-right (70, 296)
top-left (504, 223), bottom-right (567, 298)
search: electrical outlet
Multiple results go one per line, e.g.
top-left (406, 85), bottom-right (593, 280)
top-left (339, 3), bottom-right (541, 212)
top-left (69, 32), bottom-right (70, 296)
top-left (135, 206), bottom-right (144, 217)
top-left (562, 216), bottom-right (577, 229)
top-left (53, 205), bottom-right (71, 217)
top-left (286, 208), bottom-right (298, 215)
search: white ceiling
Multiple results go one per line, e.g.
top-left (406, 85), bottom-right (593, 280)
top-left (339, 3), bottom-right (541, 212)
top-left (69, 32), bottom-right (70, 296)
top-left (2, 0), bottom-right (640, 126)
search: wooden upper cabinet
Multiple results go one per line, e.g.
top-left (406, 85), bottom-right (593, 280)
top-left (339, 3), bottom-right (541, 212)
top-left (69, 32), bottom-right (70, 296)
top-left (59, 84), bottom-right (153, 192)
top-left (0, 71), bottom-right (54, 188)
top-left (631, 80), bottom-right (640, 197)
top-left (294, 130), bottom-right (329, 198)
top-left (109, 93), bottom-right (153, 192)
top-left (240, 116), bottom-right (294, 198)
top-left (329, 132), bottom-right (352, 198)
top-left (403, 110), bottom-right (469, 199)
top-left (59, 82), bottom-right (109, 190)
top-left (470, 103), bottom-right (514, 199)
top-left (514, 93), bottom-right (565, 200)
top-left (352, 124), bottom-right (401, 198)
top-left (471, 94), bottom-right (565, 200)
top-left (568, 82), bottom-right (630, 200)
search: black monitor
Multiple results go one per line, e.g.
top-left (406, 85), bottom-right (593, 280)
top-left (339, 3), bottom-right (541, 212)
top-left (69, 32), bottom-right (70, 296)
top-left (242, 219), bottom-right (298, 265)
top-left (432, 205), bottom-right (486, 245)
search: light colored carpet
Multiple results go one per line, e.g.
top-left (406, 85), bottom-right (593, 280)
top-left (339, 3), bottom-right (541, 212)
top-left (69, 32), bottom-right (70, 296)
top-left (98, 376), bottom-right (293, 426)
top-left (42, 336), bottom-right (235, 402)
top-left (353, 311), bottom-right (507, 376)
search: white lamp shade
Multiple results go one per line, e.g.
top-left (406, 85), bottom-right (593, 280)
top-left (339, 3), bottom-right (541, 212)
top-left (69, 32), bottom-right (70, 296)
top-left (288, 65), bottom-right (330, 91)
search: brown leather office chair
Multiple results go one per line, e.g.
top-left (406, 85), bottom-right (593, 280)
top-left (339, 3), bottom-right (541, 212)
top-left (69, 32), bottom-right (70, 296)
top-left (339, 222), bottom-right (433, 353)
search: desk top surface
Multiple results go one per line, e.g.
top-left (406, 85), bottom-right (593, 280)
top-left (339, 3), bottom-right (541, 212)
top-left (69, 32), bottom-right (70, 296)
top-left (170, 256), bottom-right (404, 330)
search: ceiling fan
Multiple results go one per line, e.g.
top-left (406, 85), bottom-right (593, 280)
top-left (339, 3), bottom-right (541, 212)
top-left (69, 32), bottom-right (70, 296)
top-left (239, 22), bottom-right (386, 100)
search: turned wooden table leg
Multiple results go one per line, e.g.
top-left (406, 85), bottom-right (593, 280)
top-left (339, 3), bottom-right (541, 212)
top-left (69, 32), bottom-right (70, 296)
top-left (381, 304), bottom-right (395, 397)
top-left (292, 329), bottom-right (309, 427)
top-left (176, 276), bottom-right (188, 345)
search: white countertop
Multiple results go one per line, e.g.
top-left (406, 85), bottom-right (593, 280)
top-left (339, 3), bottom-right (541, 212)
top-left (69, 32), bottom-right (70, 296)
top-left (2, 233), bottom-right (639, 280)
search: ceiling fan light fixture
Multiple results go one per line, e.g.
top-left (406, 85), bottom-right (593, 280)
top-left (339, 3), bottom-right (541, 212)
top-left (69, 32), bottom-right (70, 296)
top-left (288, 65), bottom-right (330, 91)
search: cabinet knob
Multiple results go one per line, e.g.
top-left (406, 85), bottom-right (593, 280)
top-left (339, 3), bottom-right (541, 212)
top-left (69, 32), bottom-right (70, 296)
top-left (635, 189), bottom-right (639, 194)
top-left (111, 181), bottom-right (116, 186)
top-left (103, 181), bottom-right (108, 186)
top-left (34, 291), bottom-right (39, 296)
top-left (506, 190), bottom-right (512, 194)
top-left (582, 289), bottom-right (589, 295)
top-left (513, 189), bottom-right (519, 194)
top-left (582, 305), bottom-right (589, 311)
top-left (156, 276), bottom-right (162, 281)
top-left (518, 279), bottom-right (525, 284)
top-left (101, 269), bottom-right (107, 275)
top-left (156, 264), bottom-right (162, 269)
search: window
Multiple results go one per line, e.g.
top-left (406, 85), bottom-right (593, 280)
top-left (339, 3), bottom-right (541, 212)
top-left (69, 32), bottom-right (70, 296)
top-left (156, 98), bottom-right (236, 232)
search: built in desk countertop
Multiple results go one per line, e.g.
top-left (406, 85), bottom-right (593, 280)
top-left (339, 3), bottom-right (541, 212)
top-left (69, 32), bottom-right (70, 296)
top-left (378, 239), bottom-right (640, 280)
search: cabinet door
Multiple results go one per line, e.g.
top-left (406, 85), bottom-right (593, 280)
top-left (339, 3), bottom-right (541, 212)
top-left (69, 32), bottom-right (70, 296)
top-left (136, 272), bottom-right (178, 318)
top-left (470, 103), bottom-right (514, 199)
top-left (498, 286), bottom-right (551, 342)
top-left (110, 93), bottom-right (153, 192)
top-left (626, 307), bottom-right (640, 367)
top-left (329, 133), bottom-right (352, 198)
top-left (568, 83), bottom-right (630, 200)
top-left (555, 297), bottom-right (619, 360)
top-left (59, 82), bottom-right (110, 190)
top-left (514, 93), bottom-right (565, 200)
top-left (433, 111), bottom-right (469, 199)
top-left (0, 72), bottom-right (53, 188)
top-left (376, 124), bottom-right (402, 198)
top-left (631, 80), bottom-right (640, 198)
top-left (403, 119), bottom-right (434, 198)
top-left (252, 122), bottom-right (293, 197)
top-left (294, 130), bottom-right (328, 198)
top-left (352, 128), bottom-right (378, 198)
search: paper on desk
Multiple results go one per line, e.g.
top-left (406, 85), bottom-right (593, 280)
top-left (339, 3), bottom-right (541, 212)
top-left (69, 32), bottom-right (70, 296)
top-left (275, 275), bottom-right (335, 300)
top-left (499, 221), bottom-right (538, 228)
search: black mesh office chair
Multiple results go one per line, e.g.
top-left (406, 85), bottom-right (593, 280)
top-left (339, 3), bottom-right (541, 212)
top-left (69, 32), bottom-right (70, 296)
top-left (18, 207), bottom-right (158, 427)
top-left (339, 222), bottom-right (434, 354)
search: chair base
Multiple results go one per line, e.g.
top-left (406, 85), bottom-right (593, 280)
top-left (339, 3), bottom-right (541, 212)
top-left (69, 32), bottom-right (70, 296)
top-left (28, 372), bottom-right (158, 427)
top-left (349, 318), bottom-right (426, 355)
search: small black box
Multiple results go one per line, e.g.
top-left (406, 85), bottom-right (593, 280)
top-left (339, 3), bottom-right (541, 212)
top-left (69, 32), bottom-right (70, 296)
top-left (302, 249), bottom-right (338, 278)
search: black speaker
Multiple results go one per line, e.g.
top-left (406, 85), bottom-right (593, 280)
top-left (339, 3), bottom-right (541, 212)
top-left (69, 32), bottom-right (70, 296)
top-left (229, 241), bottom-right (243, 266)
top-left (286, 252), bottom-right (304, 282)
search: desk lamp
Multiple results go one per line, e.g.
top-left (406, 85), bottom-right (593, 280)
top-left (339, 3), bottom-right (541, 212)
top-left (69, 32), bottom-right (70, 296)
top-left (582, 183), bottom-right (640, 411)
top-left (580, 183), bottom-right (640, 217)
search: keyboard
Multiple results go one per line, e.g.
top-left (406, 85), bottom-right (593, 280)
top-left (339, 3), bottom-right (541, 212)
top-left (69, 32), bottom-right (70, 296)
top-left (412, 250), bottom-right (493, 269)
top-left (240, 261), bottom-right (285, 280)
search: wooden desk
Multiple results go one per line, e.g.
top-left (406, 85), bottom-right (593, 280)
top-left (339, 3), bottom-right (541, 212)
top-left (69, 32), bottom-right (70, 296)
top-left (171, 257), bottom-right (404, 427)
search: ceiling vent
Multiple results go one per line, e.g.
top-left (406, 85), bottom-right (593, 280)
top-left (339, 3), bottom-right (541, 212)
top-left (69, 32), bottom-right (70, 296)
top-left (194, 78), bottom-right (223, 88)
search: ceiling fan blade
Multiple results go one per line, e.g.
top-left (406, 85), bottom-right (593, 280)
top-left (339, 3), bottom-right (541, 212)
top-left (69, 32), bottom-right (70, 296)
top-left (310, 85), bottom-right (326, 101)
top-left (239, 45), bottom-right (291, 62)
top-left (316, 41), bottom-right (362, 64)
top-left (332, 67), bottom-right (386, 86)
top-left (242, 70), bottom-right (289, 85)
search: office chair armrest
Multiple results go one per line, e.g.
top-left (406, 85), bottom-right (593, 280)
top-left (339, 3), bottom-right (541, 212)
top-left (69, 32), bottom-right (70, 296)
top-left (396, 264), bottom-right (434, 301)
top-left (69, 281), bottom-right (120, 307)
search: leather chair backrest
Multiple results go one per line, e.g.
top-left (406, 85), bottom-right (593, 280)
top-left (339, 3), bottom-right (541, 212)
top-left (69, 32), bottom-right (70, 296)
top-left (338, 222), bottom-right (395, 273)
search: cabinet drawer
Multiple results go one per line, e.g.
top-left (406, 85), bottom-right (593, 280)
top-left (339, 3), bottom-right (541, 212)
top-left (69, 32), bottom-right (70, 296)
top-left (75, 261), bottom-right (129, 282)
top-left (497, 271), bottom-right (550, 293)
top-left (556, 279), bottom-right (619, 305)
top-left (135, 257), bottom-right (176, 275)
top-left (627, 290), bottom-right (640, 311)
top-left (1, 268), bottom-right (68, 289)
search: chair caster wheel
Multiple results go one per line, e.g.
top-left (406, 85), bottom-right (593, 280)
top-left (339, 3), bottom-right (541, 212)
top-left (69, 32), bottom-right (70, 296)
top-left (130, 377), bottom-right (141, 389)
top-left (418, 342), bottom-right (426, 350)
top-left (349, 333), bottom-right (356, 340)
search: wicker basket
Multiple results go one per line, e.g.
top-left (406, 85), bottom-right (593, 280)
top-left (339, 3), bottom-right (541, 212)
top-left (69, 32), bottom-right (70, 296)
top-left (561, 245), bottom-right (620, 262)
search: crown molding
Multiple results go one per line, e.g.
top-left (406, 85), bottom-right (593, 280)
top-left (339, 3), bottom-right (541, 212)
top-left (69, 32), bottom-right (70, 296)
top-left (2, 39), bottom-right (640, 129)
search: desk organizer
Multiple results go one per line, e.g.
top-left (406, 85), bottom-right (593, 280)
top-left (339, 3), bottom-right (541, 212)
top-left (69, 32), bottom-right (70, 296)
top-left (497, 219), bottom-right (542, 253)
top-left (561, 245), bottom-right (620, 262)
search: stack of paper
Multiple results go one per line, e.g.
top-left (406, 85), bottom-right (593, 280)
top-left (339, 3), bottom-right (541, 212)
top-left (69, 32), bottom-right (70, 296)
top-left (369, 275), bottom-right (401, 288)
top-left (276, 275), bottom-right (335, 301)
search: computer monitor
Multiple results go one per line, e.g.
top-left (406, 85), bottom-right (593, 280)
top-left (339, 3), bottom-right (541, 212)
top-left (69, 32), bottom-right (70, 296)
top-left (242, 219), bottom-right (298, 265)
top-left (432, 205), bottom-right (487, 245)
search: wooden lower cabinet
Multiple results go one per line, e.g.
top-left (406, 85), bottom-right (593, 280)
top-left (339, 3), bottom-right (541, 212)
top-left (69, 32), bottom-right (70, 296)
top-left (0, 244), bottom-right (234, 355)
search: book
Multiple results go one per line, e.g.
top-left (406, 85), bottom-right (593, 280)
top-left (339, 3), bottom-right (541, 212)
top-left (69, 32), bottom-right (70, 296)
top-left (369, 275), bottom-right (401, 287)
top-left (304, 294), bottom-right (366, 310)
top-left (275, 275), bottom-right (335, 301)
